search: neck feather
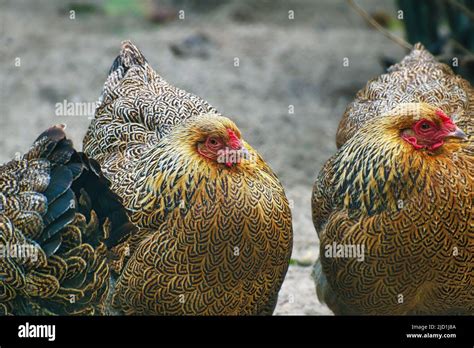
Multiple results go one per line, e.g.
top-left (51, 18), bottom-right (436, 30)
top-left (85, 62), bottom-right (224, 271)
top-left (332, 130), bottom-right (432, 216)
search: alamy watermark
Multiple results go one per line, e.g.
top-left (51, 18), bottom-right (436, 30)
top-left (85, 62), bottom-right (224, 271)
top-left (216, 148), bottom-right (254, 165)
top-left (0, 243), bottom-right (38, 262)
top-left (324, 242), bottom-right (365, 262)
top-left (55, 99), bottom-right (99, 119)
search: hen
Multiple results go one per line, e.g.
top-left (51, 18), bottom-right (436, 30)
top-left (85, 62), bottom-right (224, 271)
top-left (83, 41), bottom-right (293, 315)
top-left (0, 125), bottom-right (130, 315)
top-left (312, 44), bottom-right (473, 315)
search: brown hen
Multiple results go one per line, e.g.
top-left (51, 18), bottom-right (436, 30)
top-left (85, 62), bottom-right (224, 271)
top-left (312, 44), bottom-right (473, 315)
top-left (83, 41), bottom-right (293, 315)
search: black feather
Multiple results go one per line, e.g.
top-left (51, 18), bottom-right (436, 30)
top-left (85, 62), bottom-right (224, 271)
top-left (35, 125), bottom-right (66, 143)
top-left (67, 159), bottom-right (84, 181)
top-left (72, 154), bottom-right (137, 248)
top-left (44, 165), bottom-right (73, 204)
top-left (48, 139), bottom-right (75, 164)
top-left (41, 234), bottom-right (63, 257)
top-left (109, 54), bottom-right (127, 76)
top-left (43, 189), bottom-right (76, 226)
top-left (39, 210), bottom-right (76, 243)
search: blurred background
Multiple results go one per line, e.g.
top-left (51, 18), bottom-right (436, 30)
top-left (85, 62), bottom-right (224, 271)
top-left (1, 0), bottom-right (473, 315)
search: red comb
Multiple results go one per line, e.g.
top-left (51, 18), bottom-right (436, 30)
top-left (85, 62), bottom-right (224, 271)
top-left (435, 109), bottom-right (451, 122)
top-left (226, 129), bottom-right (241, 150)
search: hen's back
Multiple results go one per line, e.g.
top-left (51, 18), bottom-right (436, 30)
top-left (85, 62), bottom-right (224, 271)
top-left (336, 43), bottom-right (474, 148)
top-left (83, 41), bottom-right (219, 169)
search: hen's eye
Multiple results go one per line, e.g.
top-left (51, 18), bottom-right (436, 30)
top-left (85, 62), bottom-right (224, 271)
top-left (420, 123), bottom-right (431, 130)
top-left (208, 137), bottom-right (219, 146)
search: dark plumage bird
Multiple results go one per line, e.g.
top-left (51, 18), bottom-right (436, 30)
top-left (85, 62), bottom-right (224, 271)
top-left (83, 41), bottom-right (293, 315)
top-left (0, 125), bottom-right (131, 315)
top-left (312, 44), bottom-right (473, 315)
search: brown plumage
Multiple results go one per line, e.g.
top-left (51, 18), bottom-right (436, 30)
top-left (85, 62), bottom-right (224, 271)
top-left (312, 44), bottom-right (473, 315)
top-left (83, 41), bottom-right (293, 315)
top-left (0, 125), bottom-right (130, 315)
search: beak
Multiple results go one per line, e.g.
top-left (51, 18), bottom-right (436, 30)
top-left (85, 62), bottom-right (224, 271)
top-left (447, 127), bottom-right (468, 140)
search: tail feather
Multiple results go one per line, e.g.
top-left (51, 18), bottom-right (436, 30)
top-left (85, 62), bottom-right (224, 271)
top-left (99, 40), bottom-right (150, 106)
top-left (43, 165), bottom-right (73, 203)
top-left (109, 40), bottom-right (148, 76)
top-left (71, 155), bottom-right (138, 248)
top-left (40, 233), bottom-right (62, 257)
top-left (0, 124), bottom-right (135, 315)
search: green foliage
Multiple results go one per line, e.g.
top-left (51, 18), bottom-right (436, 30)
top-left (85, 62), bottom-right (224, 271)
top-left (103, 0), bottom-right (146, 16)
top-left (67, 2), bottom-right (102, 14)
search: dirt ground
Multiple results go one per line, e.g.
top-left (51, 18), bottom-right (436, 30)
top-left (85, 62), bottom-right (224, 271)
top-left (0, 0), bottom-right (406, 315)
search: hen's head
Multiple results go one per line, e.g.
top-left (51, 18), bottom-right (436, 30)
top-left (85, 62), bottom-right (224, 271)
top-left (182, 114), bottom-right (249, 168)
top-left (384, 103), bottom-right (467, 152)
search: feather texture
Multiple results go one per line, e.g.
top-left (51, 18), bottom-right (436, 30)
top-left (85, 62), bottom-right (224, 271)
top-left (0, 125), bottom-right (131, 315)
